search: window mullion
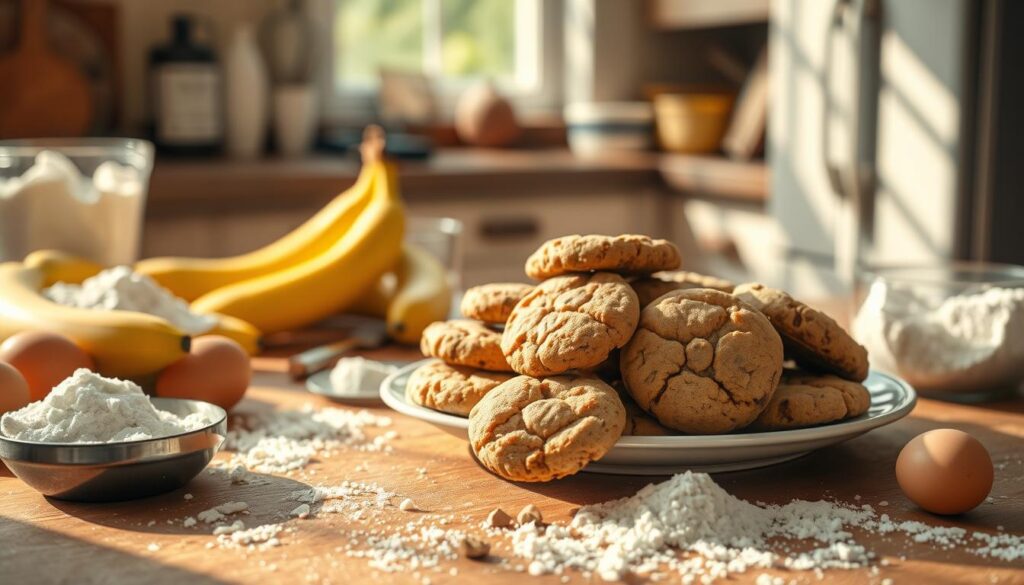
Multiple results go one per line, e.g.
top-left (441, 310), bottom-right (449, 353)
top-left (423, 0), bottom-right (444, 76)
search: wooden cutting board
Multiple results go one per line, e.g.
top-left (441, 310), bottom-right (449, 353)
top-left (0, 0), bottom-right (92, 139)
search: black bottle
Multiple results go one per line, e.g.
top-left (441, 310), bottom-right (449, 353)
top-left (149, 15), bottom-right (223, 155)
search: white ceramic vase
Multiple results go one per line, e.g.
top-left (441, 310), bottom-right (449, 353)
top-left (274, 85), bottom-right (317, 158)
top-left (224, 24), bottom-right (268, 159)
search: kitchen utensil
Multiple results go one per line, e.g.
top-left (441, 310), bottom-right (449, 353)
top-left (0, 397), bottom-right (226, 502)
top-left (305, 360), bottom-right (406, 404)
top-left (381, 359), bottom-right (917, 475)
top-left (653, 93), bottom-right (734, 154)
top-left (288, 318), bottom-right (387, 379)
top-left (0, 0), bottom-right (92, 138)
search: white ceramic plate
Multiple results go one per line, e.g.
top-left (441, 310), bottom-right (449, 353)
top-left (307, 361), bottom-right (408, 404)
top-left (380, 359), bottom-right (917, 475)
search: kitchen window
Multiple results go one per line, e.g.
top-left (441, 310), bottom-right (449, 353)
top-left (322, 0), bottom-right (562, 121)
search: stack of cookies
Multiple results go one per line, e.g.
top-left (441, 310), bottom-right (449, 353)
top-left (407, 233), bottom-right (872, 483)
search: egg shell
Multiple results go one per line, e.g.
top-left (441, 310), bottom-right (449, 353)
top-left (155, 335), bottom-right (251, 411)
top-left (0, 361), bottom-right (31, 414)
top-left (896, 428), bottom-right (994, 515)
top-left (0, 331), bottom-right (95, 401)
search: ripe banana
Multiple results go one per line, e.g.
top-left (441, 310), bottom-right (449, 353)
top-left (22, 250), bottom-right (263, 355)
top-left (134, 162), bottom-right (377, 301)
top-left (0, 262), bottom-right (190, 379)
top-left (190, 160), bottom-right (405, 333)
top-left (24, 249), bottom-right (103, 286)
top-left (381, 244), bottom-right (452, 344)
top-left (206, 313), bottom-right (261, 355)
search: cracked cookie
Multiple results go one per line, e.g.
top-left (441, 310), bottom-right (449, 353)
top-left (620, 288), bottom-right (784, 434)
top-left (751, 372), bottom-right (871, 431)
top-left (420, 319), bottom-right (513, 372)
top-left (733, 283), bottom-right (869, 381)
top-left (631, 271), bottom-right (735, 308)
top-left (467, 374), bottom-right (626, 482)
top-left (501, 272), bottom-right (640, 376)
top-left (460, 283), bottom-right (534, 324)
top-left (406, 360), bottom-right (513, 416)
top-left (612, 381), bottom-right (673, 436)
top-left (525, 234), bottom-right (681, 280)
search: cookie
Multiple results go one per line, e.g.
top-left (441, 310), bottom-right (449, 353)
top-left (620, 288), bottom-right (784, 434)
top-left (501, 272), bottom-right (640, 377)
top-left (460, 283), bottom-right (534, 324)
top-left (733, 283), bottom-right (869, 381)
top-left (612, 381), bottom-right (673, 436)
top-left (751, 372), bottom-right (871, 431)
top-left (420, 319), bottom-right (513, 372)
top-left (406, 360), bottom-right (513, 416)
top-left (525, 234), bottom-right (681, 280)
top-left (468, 374), bottom-right (626, 482)
top-left (631, 271), bottom-right (735, 307)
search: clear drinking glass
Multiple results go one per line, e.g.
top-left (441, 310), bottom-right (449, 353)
top-left (406, 216), bottom-right (464, 317)
top-left (0, 138), bottom-right (154, 265)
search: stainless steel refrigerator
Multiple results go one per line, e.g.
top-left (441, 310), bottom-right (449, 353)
top-left (768, 0), bottom-right (1023, 296)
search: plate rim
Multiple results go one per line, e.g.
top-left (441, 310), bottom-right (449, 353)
top-left (379, 359), bottom-right (918, 447)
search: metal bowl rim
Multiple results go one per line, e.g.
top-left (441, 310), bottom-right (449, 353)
top-left (0, 397), bottom-right (227, 450)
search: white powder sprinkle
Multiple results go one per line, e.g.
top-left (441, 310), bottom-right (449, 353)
top-left (0, 369), bottom-right (212, 443)
top-left (44, 266), bottom-right (217, 335)
top-left (502, 472), bottom-right (1022, 582)
top-left (197, 501), bottom-right (249, 524)
top-left (221, 405), bottom-right (392, 474)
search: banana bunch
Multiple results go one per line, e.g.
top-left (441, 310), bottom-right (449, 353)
top-left (0, 262), bottom-right (189, 378)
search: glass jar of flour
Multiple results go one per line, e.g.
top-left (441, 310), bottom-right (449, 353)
top-left (0, 139), bottom-right (154, 265)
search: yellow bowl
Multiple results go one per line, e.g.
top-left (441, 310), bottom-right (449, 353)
top-left (653, 93), bottom-right (734, 154)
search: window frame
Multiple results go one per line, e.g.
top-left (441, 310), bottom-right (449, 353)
top-left (313, 0), bottom-right (563, 124)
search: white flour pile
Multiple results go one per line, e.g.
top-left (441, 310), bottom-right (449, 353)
top-left (45, 266), bottom-right (217, 335)
top-left (854, 280), bottom-right (1024, 393)
top-left (0, 368), bottom-right (211, 443)
top-left (502, 471), bottom-right (1024, 582)
top-left (219, 404), bottom-right (394, 474)
top-left (330, 357), bottom-right (397, 397)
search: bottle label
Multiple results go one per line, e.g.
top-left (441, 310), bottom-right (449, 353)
top-left (155, 64), bottom-right (221, 144)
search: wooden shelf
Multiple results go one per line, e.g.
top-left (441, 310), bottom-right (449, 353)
top-left (649, 0), bottom-right (769, 30)
top-left (658, 153), bottom-right (768, 204)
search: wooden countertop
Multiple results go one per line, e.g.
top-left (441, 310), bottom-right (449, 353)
top-left (3, 343), bottom-right (1023, 584)
top-left (147, 150), bottom-right (767, 216)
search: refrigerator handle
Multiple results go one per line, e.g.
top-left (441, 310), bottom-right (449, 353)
top-left (827, 0), bottom-right (881, 288)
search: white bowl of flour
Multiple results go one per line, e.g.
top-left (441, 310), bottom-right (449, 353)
top-left (853, 263), bottom-right (1024, 399)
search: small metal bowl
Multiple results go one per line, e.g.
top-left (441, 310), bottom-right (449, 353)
top-left (0, 398), bottom-right (227, 502)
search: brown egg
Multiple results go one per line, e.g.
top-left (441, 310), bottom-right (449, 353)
top-left (0, 331), bottom-right (95, 401)
top-left (896, 428), bottom-right (994, 515)
top-left (0, 361), bottom-right (31, 414)
top-left (155, 335), bottom-right (251, 411)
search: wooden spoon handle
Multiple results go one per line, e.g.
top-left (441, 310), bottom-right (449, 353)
top-left (18, 0), bottom-right (49, 54)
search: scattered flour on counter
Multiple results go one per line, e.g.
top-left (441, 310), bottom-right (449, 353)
top-left (499, 472), bottom-right (1024, 582)
top-left (197, 501), bottom-right (249, 524)
top-left (44, 266), bottom-right (217, 335)
top-left (853, 280), bottom-right (1024, 393)
top-left (219, 404), bottom-right (393, 474)
top-left (0, 369), bottom-right (211, 443)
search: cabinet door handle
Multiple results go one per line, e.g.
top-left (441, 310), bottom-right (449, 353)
top-left (479, 217), bottom-right (539, 240)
